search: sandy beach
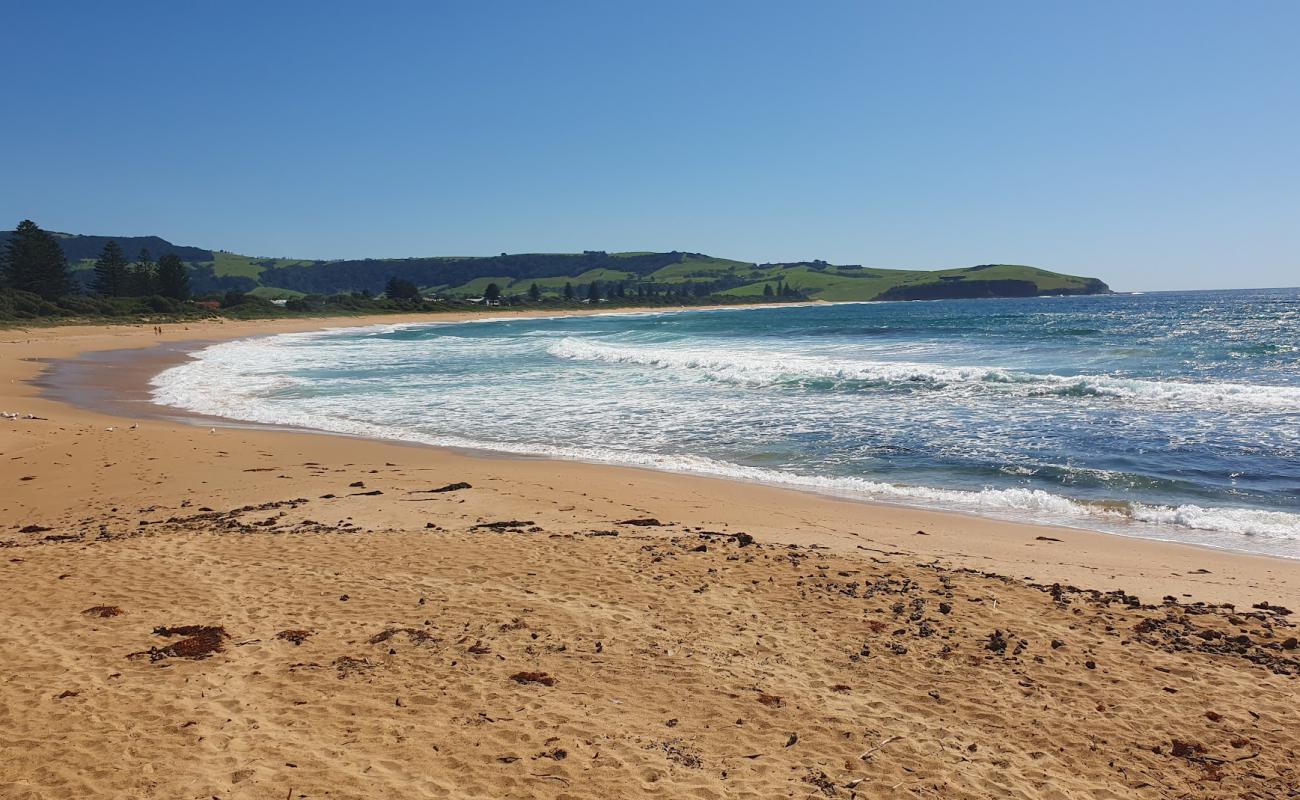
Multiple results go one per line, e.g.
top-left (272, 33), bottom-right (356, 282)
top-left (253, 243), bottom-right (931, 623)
top-left (2, 313), bottom-right (1298, 799)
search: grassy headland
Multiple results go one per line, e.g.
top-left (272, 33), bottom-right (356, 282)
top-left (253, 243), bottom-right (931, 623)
top-left (0, 224), bottom-right (1109, 325)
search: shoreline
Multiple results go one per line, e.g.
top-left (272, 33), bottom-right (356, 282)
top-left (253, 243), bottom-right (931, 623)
top-left (46, 323), bottom-right (1299, 560)
top-left (5, 311), bottom-right (1299, 799)
top-left (4, 311), bottom-right (1299, 608)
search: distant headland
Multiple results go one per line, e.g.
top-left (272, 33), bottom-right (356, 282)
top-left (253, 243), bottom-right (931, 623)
top-left (0, 222), bottom-right (1109, 322)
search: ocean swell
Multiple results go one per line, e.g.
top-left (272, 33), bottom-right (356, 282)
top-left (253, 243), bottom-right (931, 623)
top-left (546, 337), bottom-right (1300, 412)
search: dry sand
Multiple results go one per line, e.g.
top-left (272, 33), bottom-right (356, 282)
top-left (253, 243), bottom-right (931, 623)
top-left (1, 314), bottom-right (1298, 799)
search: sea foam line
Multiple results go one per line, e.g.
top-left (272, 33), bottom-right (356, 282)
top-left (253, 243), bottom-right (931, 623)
top-left (546, 338), bottom-right (1300, 412)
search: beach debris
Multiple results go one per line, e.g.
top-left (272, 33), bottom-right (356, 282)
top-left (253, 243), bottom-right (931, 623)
top-left (510, 671), bottom-right (556, 686)
top-left (618, 518), bottom-right (663, 527)
top-left (1252, 601), bottom-right (1292, 615)
top-left (333, 655), bottom-right (373, 678)
top-left (275, 629), bottom-right (313, 645)
top-left (987, 630), bottom-right (1008, 654)
top-left (802, 770), bottom-right (837, 796)
top-left (410, 482), bottom-right (472, 494)
top-left (19, 525), bottom-right (52, 533)
top-left (349, 481), bottom-right (365, 487)
top-left (756, 692), bottom-right (783, 707)
top-left (659, 741), bottom-right (702, 768)
top-left (859, 735), bottom-right (903, 761)
top-left (83, 605), bottom-right (124, 618)
top-left (785, 733), bottom-right (798, 747)
top-left (472, 520), bottom-right (534, 532)
top-left (1035, 536), bottom-right (1062, 542)
top-left (55, 690), bottom-right (80, 699)
top-left (1166, 739), bottom-right (1206, 759)
top-left (142, 625), bottom-right (228, 661)
top-left (369, 627), bottom-right (438, 646)
top-left (349, 489), bottom-right (383, 496)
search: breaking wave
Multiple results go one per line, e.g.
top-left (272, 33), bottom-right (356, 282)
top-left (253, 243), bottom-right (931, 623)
top-left (546, 338), bottom-right (1300, 412)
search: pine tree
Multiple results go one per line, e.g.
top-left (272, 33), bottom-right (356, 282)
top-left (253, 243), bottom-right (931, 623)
top-left (587, 280), bottom-right (599, 302)
top-left (563, 282), bottom-right (574, 300)
top-left (484, 282), bottom-right (502, 302)
top-left (385, 276), bottom-right (420, 301)
top-left (763, 283), bottom-right (774, 297)
top-left (127, 248), bottom-right (156, 296)
top-left (1, 219), bottom-right (72, 299)
top-left (528, 283), bottom-right (541, 301)
top-left (93, 240), bottom-right (129, 297)
top-left (155, 253), bottom-right (190, 301)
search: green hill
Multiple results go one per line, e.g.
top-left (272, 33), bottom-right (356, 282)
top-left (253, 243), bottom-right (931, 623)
top-left (0, 230), bottom-right (1110, 302)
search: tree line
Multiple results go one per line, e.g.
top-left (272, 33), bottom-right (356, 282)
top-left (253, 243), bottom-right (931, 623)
top-left (1, 219), bottom-right (189, 301)
top-left (90, 240), bottom-right (190, 300)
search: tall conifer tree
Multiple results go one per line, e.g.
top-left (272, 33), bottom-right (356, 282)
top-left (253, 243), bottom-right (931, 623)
top-left (93, 240), bottom-right (129, 297)
top-left (155, 253), bottom-right (190, 300)
top-left (1, 220), bottom-right (72, 299)
top-left (128, 248), bottom-right (156, 296)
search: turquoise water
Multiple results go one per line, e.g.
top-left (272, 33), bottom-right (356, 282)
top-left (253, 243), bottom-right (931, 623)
top-left (153, 289), bottom-right (1300, 557)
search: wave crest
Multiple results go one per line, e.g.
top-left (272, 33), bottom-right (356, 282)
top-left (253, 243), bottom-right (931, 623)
top-left (547, 338), bottom-right (1300, 412)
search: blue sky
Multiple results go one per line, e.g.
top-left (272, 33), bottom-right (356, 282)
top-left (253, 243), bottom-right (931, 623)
top-left (3, 1), bottom-right (1297, 291)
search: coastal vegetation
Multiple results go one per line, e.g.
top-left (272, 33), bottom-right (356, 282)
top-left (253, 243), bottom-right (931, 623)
top-left (0, 220), bottom-right (1110, 324)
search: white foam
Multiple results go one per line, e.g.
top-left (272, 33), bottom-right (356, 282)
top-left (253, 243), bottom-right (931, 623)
top-left (546, 338), bottom-right (1300, 412)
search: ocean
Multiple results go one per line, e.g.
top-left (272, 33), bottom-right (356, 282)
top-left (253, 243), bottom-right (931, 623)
top-left (152, 289), bottom-right (1300, 557)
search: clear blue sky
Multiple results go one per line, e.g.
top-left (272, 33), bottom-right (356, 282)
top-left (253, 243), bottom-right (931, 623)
top-left (3, 1), bottom-right (1297, 291)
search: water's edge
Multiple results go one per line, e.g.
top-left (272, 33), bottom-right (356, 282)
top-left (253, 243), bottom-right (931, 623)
top-left (141, 305), bottom-right (1300, 560)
